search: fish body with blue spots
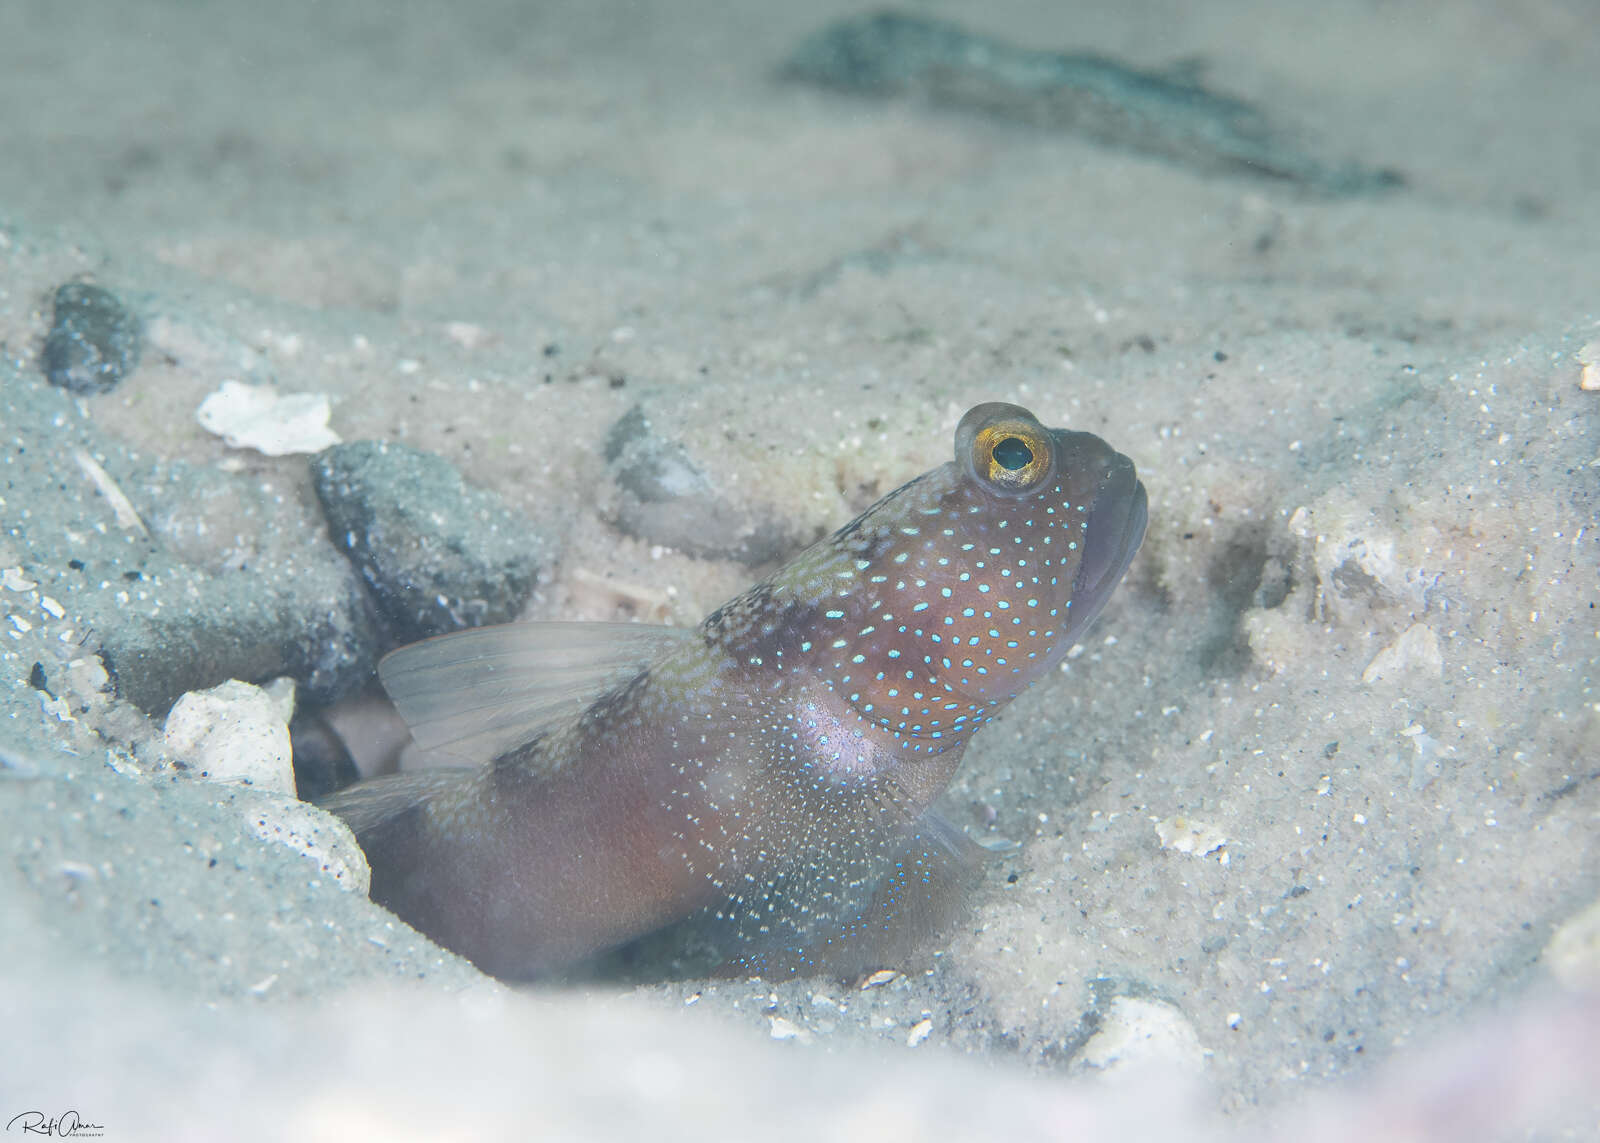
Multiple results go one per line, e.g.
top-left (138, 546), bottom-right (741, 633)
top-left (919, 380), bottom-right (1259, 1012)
top-left (323, 403), bottom-right (1147, 979)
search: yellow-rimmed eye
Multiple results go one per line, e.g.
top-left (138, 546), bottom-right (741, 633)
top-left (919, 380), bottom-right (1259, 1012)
top-left (955, 403), bottom-right (1054, 495)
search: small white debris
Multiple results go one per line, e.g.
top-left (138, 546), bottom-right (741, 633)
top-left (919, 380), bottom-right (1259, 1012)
top-left (196, 379), bottom-right (341, 456)
top-left (105, 748), bottom-right (143, 777)
top-left (906, 1018), bottom-right (934, 1047)
top-left (1361, 623), bottom-right (1443, 684)
top-left (1156, 815), bottom-right (1228, 857)
top-left (39, 595), bottom-right (65, 619)
top-left (768, 1016), bottom-right (801, 1041)
top-left (445, 321), bottom-right (491, 349)
top-left (1, 567), bottom-right (37, 591)
top-left (1074, 997), bottom-right (1207, 1079)
top-left (1400, 722), bottom-right (1450, 790)
top-left (245, 793), bottom-right (370, 893)
top-left (248, 974), bottom-right (279, 996)
top-left (39, 693), bottom-right (73, 723)
top-left (860, 969), bottom-right (899, 990)
top-left (65, 656), bottom-right (109, 702)
top-left (163, 677), bottom-right (297, 794)
top-left (72, 449), bottom-right (149, 535)
top-left (1543, 897), bottom-right (1600, 989)
top-left (1579, 341), bottom-right (1600, 391)
top-left (57, 860), bottom-right (98, 883)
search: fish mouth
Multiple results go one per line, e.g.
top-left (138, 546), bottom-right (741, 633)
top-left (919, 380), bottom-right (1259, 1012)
top-left (1065, 447), bottom-right (1148, 643)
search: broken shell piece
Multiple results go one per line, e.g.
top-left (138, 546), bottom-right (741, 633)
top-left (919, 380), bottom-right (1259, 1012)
top-left (1156, 815), bottom-right (1228, 857)
top-left (244, 793), bottom-right (371, 894)
top-left (197, 379), bottom-right (342, 456)
top-left (0, 567), bottom-right (37, 592)
top-left (72, 448), bottom-right (149, 534)
top-left (1073, 996), bottom-right (1207, 1079)
top-left (1579, 341), bottom-right (1600, 391)
top-left (444, 320), bottom-right (493, 349)
top-left (1361, 623), bottom-right (1443, 684)
top-left (1543, 897), bottom-right (1600, 989)
top-left (767, 1016), bottom-right (802, 1041)
top-left (164, 677), bottom-right (297, 794)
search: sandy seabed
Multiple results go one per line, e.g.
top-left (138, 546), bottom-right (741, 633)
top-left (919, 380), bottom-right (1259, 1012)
top-left (1, 2), bottom-right (1597, 1139)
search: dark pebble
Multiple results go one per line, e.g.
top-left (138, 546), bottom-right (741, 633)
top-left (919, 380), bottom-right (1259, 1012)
top-left (41, 283), bottom-right (144, 395)
top-left (311, 441), bottom-right (546, 645)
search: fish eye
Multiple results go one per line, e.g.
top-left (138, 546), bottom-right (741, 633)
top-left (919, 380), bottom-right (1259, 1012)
top-left (992, 435), bottom-right (1034, 471)
top-left (955, 403), bottom-right (1054, 496)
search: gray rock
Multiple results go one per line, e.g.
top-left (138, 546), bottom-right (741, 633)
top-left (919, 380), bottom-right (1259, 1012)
top-left (40, 282), bottom-right (144, 395)
top-left (604, 405), bottom-right (795, 565)
top-left (90, 553), bottom-right (379, 715)
top-left (311, 441), bottom-right (544, 645)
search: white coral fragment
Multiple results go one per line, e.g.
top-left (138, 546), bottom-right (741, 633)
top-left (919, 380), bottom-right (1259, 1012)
top-left (164, 677), bottom-right (296, 794)
top-left (197, 379), bottom-right (342, 456)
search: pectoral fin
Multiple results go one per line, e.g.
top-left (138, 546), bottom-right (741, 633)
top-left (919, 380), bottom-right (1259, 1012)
top-left (711, 809), bottom-right (987, 980)
top-left (318, 768), bottom-right (472, 836)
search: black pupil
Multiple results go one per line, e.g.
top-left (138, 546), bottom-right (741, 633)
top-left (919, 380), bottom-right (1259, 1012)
top-left (993, 436), bottom-right (1034, 471)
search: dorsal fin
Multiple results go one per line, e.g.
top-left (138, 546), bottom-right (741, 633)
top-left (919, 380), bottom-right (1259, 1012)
top-left (378, 621), bottom-right (695, 766)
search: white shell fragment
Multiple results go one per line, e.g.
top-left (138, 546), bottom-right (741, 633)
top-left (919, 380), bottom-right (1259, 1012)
top-left (196, 379), bottom-right (342, 456)
top-left (244, 793), bottom-right (371, 894)
top-left (1156, 815), bottom-right (1228, 858)
top-left (1073, 997), bottom-right (1207, 1079)
top-left (1579, 341), bottom-right (1600, 391)
top-left (1, 567), bottom-right (38, 592)
top-left (1361, 623), bottom-right (1444, 684)
top-left (1543, 897), bottom-right (1600, 989)
top-left (72, 448), bottom-right (149, 534)
top-left (163, 677), bottom-right (297, 795)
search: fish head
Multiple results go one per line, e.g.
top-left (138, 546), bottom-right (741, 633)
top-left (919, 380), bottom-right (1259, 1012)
top-left (940, 401), bottom-right (1147, 698)
top-left (799, 402), bottom-right (1147, 744)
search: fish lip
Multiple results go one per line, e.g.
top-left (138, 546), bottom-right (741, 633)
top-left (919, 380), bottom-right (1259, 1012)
top-left (1068, 452), bottom-right (1148, 636)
